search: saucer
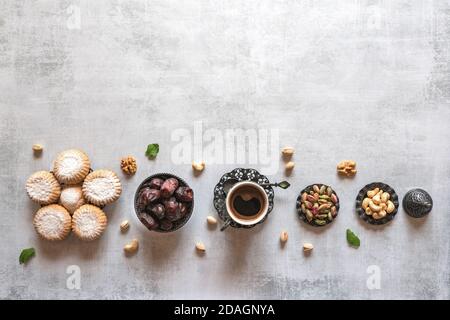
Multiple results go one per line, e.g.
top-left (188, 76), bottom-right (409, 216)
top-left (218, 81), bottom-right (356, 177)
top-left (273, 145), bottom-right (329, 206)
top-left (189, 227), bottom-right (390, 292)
top-left (213, 168), bottom-right (274, 229)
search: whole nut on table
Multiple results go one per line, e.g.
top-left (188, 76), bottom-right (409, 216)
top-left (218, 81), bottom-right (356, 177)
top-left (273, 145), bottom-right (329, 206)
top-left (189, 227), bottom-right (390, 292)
top-left (195, 241), bottom-right (206, 252)
top-left (303, 243), bottom-right (314, 252)
top-left (280, 230), bottom-right (288, 243)
top-left (124, 239), bottom-right (139, 254)
top-left (120, 156), bottom-right (137, 175)
top-left (285, 161), bottom-right (295, 170)
top-left (192, 161), bottom-right (205, 172)
top-left (32, 144), bottom-right (43, 153)
top-left (120, 220), bottom-right (130, 232)
top-left (337, 160), bottom-right (357, 176)
top-left (206, 216), bottom-right (217, 225)
top-left (281, 147), bottom-right (295, 158)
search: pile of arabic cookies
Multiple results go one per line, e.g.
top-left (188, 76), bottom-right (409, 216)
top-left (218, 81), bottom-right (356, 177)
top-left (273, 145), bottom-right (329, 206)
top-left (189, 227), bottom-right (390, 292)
top-left (26, 149), bottom-right (121, 241)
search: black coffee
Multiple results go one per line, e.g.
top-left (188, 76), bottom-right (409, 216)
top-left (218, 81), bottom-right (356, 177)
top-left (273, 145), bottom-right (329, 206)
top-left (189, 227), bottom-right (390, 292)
top-left (233, 195), bottom-right (261, 216)
top-left (230, 185), bottom-right (265, 219)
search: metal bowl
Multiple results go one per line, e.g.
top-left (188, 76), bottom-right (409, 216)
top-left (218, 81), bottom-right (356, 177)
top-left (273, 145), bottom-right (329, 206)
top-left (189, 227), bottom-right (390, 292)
top-left (134, 173), bottom-right (194, 233)
top-left (355, 182), bottom-right (399, 225)
top-left (296, 184), bottom-right (340, 227)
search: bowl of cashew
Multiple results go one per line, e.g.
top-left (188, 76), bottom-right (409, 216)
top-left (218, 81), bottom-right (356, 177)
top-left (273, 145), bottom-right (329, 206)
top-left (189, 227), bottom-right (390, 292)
top-left (355, 182), bottom-right (399, 225)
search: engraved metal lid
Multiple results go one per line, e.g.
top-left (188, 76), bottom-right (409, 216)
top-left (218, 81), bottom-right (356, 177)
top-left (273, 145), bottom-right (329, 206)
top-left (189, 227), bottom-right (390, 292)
top-left (403, 188), bottom-right (433, 218)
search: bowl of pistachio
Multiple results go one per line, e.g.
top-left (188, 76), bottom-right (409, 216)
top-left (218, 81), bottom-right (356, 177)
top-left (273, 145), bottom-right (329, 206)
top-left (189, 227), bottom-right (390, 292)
top-left (296, 184), bottom-right (339, 227)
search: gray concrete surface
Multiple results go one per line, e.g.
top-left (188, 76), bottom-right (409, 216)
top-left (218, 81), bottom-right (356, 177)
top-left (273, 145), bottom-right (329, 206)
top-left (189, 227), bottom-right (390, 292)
top-left (1, 0), bottom-right (449, 300)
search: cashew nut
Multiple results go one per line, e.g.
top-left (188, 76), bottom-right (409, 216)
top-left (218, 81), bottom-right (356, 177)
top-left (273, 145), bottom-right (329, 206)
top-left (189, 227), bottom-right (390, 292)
top-left (369, 200), bottom-right (382, 212)
top-left (281, 147), bottom-right (295, 158)
top-left (192, 161), bottom-right (205, 172)
top-left (362, 198), bottom-right (371, 210)
top-left (367, 188), bottom-right (379, 198)
top-left (285, 161), bottom-right (295, 170)
top-left (381, 192), bottom-right (390, 203)
top-left (372, 212), bottom-right (382, 220)
top-left (372, 193), bottom-right (381, 205)
top-left (365, 207), bottom-right (373, 216)
top-left (124, 239), bottom-right (139, 254)
top-left (386, 200), bottom-right (395, 214)
top-left (32, 144), bottom-right (43, 152)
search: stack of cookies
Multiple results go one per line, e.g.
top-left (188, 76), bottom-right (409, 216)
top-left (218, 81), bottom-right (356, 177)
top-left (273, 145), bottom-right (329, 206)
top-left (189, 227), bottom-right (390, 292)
top-left (26, 149), bottom-right (122, 241)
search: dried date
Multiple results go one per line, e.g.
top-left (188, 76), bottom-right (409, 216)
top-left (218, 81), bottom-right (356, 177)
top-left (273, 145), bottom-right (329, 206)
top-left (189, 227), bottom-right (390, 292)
top-left (175, 187), bottom-right (194, 202)
top-left (160, 178), bottom-right (179, 198)
top-left (149, 203), bottom-right (165, 220)
top-left (149, 178), bottom-right (164, 190)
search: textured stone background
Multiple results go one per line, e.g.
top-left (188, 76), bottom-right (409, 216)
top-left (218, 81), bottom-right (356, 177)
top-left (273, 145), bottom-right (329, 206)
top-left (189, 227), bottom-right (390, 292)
top-left (1, 0), bottom-right (449, 299)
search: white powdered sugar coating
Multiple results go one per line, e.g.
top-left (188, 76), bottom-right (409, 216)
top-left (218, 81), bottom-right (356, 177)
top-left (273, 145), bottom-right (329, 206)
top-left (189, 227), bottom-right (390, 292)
top-left (60, 186), bottom-right (85, 214)
top-left (58, 153), bottom-right (83, 177)
top-left (75, 212), bottom-right (99, 236)
top-left (36, 210), bottom-right (67, 238)
top-left (84, 177), bottom-right (116, 200)
top-left (28, 178), bottom-right (53, 201)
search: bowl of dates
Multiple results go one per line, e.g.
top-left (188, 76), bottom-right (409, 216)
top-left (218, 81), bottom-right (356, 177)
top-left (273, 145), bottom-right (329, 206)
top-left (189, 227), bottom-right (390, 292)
top-left (134, 173), bottom-right (194, 233)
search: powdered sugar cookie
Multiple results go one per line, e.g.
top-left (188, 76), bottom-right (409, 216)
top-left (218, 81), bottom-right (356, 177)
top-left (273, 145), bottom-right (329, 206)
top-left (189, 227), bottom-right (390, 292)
top-left (33, 204), bottom-right (72, 241)
top-left (72, 205), bottom-right (107, 241)
top-left (82, 169), bottom-right (122, 206)
top-left (26, 171), bottom-right (61, 205)
top-left (53, 149), bottom-right (90, 185)
top-left (59, 186), bottom-right (86, 214)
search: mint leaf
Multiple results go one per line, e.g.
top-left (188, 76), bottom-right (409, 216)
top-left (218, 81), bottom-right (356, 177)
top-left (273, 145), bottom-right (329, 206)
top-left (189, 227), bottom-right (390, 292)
top-left (19, 248), bottom-right (35, 264)
top-left (145, 144), bottom-right (159, 158)
top-left (346, 229), bottom-right (360, 248)
top-left (278, 181), bottom-right (290, 189)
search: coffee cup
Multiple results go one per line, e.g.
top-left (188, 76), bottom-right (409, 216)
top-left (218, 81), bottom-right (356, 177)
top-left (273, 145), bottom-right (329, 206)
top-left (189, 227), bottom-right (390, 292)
top-left (221, 181), bottom-right (269, 231)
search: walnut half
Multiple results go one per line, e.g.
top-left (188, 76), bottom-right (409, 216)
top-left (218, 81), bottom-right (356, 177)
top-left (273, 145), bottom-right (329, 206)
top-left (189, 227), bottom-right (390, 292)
top-left (120, 156), bottom-right (137, 175)
top-left (337, 160), bottom-right (357, 176)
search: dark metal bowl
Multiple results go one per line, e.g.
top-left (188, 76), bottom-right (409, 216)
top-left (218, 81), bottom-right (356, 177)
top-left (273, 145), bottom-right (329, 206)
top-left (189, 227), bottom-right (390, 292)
top-left (134, 173), bottom-right (194, 233)
top-left (355, 182), bottom-right (399, 225)
top-left (296, 184), bottom-right (340, 227)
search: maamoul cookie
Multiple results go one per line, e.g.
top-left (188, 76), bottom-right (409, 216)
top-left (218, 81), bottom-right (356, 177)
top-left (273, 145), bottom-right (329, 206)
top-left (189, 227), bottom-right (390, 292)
top-left (82, 169), bottom-right (122, 206)
top-left (53, 149), bottom-right (90, 185)
top-left (72, 205), bottom-right (107, 241)
top-left (33, 204), bottom-right (72, 241)
top-left (59, 186), bottom-right (86, 214)
top-left (26, 171), bottom-right (61, 205)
